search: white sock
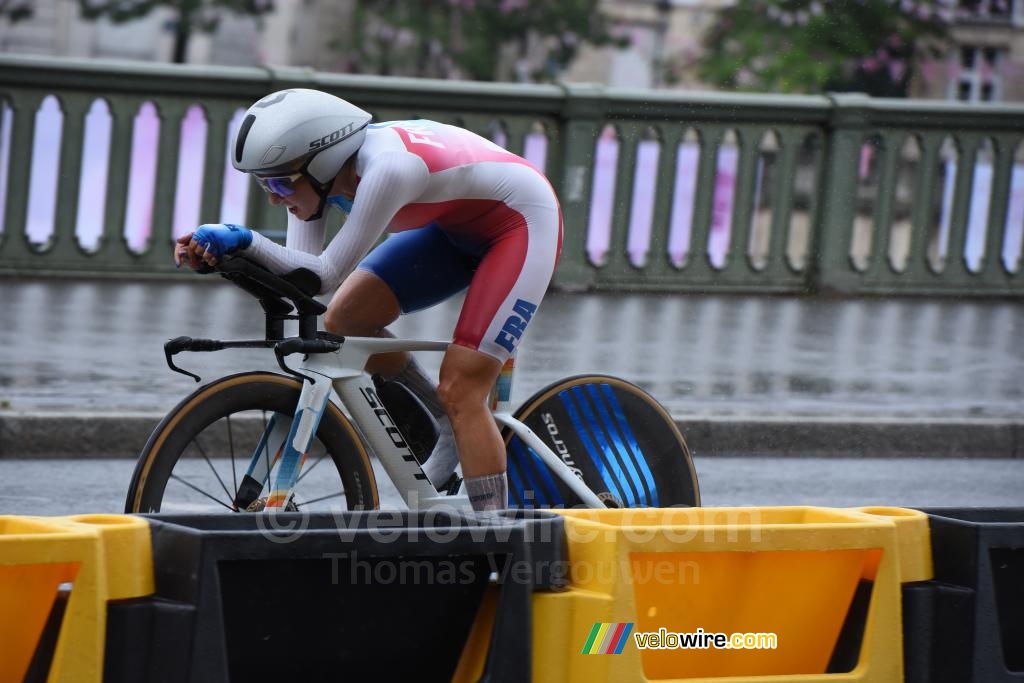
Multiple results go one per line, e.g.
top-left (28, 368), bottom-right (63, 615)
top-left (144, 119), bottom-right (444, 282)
top-left (464, 471), bottom-right (508, 512)
top-left (422, 416), bottom-right (459, 487)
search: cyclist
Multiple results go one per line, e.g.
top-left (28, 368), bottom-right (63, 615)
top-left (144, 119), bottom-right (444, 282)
top-left (174, 88), bottom-right (562, 512)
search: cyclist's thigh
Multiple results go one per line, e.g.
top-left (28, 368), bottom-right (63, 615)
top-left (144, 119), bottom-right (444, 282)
top-left (327, 269), bottom-right (402, 335)
top-left (453, 197), bottom-right (561, 362)
top-left (356, 223), bottom-right (477, 314)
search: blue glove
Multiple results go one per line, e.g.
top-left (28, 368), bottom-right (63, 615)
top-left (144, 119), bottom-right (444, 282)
top-left (192, 223), bottom-right (253, 259)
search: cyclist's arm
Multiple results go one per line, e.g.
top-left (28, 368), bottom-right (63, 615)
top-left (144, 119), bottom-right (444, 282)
top-left (285, 212), bottom-right (327, 255)
top-left (244, 151), bottom-right (430, 294)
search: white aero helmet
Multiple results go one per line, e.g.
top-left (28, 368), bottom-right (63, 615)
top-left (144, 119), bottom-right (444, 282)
top-left (233, 88), bottom-right (371, 218)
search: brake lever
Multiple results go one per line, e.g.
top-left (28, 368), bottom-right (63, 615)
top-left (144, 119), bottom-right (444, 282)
top-left (165, 336), bottom-right (202, 383)
top-left (274, 338), bottom-right (342, 385)
top-left (164, 336), bottom-right (227, 383)
top-left (274, 346), bottom-right (318, 385)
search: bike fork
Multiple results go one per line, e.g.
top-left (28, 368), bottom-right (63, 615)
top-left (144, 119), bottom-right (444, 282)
top-left (267, 374), bottom-right (334, 508)
top-left (233, 414), bottom-right (289, 510)
top-left (235, 374), bottom-right (333, 510)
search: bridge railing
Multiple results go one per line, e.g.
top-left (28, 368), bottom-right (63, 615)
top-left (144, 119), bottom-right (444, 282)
top-left (1, 54), bottom-right (1021, 296)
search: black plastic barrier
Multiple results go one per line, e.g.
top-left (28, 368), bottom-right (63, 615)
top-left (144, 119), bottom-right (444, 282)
top-left (904, 508), bottom-right (1024, 683)
top-left (104, 509), bottom-right (566, 683)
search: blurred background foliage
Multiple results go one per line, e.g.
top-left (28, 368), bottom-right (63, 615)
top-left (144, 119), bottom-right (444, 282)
top-left (341, 0), bottom-right (627, 82)
top-left (0, 0), bottom-right (34, 22)
top-left (699, 0), bottom-right (953, 96)
top-left (74, 0), bottom-right (275, 63)
top-left (0, 0), bottom-right (972, 97)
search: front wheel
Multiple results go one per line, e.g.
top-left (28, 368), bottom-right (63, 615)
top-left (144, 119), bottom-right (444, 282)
top-left (126, 372), bottom-right (378, 513)
top-left (502, 375), bottom-right (699, 509)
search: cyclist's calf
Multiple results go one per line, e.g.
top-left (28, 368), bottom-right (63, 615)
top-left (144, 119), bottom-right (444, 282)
top-left (438, 345), bottom-right (506, 478)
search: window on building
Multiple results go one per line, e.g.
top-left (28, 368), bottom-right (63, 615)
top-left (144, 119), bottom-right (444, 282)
top-left (951, 45), bottom-right (1006, 102)
top-left (958, 0), bottom-right (1015, 19)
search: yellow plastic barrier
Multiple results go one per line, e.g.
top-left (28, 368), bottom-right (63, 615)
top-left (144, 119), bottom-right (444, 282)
top-left (452, 585), bottom-right (500, 682)
top-left (853, 506), bottom-right (933, 583)
top-left (532, 506), bottom-right (932, 683)
top-left (0, 514), bottom-right (153, 683)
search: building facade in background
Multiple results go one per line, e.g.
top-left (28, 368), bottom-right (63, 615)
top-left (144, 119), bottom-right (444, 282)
top-left (561, 0), bottom-right (728, 90)
top-left (0, 0), bottom-right (355, 67)
top-left (1, 0), bottom-right (1022, 101)
top-left (911, 0), bottom-right (1024, 102)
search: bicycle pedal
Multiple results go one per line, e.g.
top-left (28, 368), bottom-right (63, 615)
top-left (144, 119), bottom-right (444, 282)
top-left (245, 496), bottom-right (298, 512)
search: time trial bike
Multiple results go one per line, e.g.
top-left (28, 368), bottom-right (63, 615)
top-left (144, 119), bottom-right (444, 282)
top-left (124, 256), bottom-right (700, 514)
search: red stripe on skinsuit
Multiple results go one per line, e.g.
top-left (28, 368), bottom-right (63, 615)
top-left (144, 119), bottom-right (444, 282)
top-left (391, 124), bottom-right (540, 174)
top-left (555, 205), bottom-right (563, 266)
top-left (452, 205), bottom-right (529, 351)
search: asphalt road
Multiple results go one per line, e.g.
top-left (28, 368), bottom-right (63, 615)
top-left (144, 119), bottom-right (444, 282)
top-left (1, 279), bottom-right (1021, 513)
top-left (1, 455), bottom-right (1020, 516)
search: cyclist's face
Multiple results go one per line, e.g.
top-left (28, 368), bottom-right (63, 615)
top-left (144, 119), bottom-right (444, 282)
top-left (266, 174), bottom-right (319, 220)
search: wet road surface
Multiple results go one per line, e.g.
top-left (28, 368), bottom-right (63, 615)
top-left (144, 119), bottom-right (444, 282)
top-left (2, 278), bottom-right (1021, 421)
top-left (0, 455), bottom-right (1020, 516)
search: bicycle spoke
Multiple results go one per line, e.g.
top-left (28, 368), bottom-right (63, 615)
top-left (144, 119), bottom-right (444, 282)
top-left (189, 433), bottom-right (235, 503)
top-left (140, 377), bottom-right (373, 517)
top-left (298, 490), bottom-right (347, 506)
top-left (260, 411), bottom-right (270, 465)
top-left (169, 473), bottom-right (236, 511)
top-left (226, 414), bottom-right (239, 500)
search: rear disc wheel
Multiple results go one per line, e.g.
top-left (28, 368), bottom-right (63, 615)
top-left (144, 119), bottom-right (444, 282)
top-left (502, 375), bottom-right (699, 509)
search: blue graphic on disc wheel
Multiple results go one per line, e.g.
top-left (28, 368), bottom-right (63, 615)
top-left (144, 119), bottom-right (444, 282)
top-left (505, 441), bottom-right (530, 506)
top-left (508, 437), bottom-right (564, 507)
top-left (601, 383), bottom-right (659, 506)
top-left (584, 384), bottom-right (655, 506)
top-left (567, 386), bottom-right (639, 506)
top-left (559, 386), bottom-right (631, 506)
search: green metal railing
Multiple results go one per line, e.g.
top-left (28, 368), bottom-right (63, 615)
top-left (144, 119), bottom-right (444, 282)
top-left (1, 53), bottom-right (1022, 296)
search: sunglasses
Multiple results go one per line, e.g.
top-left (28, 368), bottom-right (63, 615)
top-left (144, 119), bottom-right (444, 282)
top-left (255, 171), bottom-right (304, 197)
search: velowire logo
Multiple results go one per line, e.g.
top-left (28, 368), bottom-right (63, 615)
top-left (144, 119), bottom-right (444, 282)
top-left (581, 622), bottom-right (634, 655)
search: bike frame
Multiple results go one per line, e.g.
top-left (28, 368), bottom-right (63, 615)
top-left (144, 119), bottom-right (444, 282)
top-left (245, 335), bottom-right (605, 510)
